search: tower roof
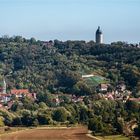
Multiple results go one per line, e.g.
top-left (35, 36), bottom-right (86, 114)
top-left (96, 26), bottom-right (102, 34)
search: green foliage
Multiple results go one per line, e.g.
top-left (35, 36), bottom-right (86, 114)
top-left (11, 101), bottom-right (23, 111)
top-left (0, 109), bottom-right (15, 126)
top-left (52, 107), bottom-right (69, 122)
top-left (37, 92), bottom-right (56, 107)
top-left (115, 118), bottom-right (124, 134)
top-left (134, 123), bottom-right (140, 137)
top-left (126, 100), bottom-right (140, 113)
top-left (12, 117), bottom-right (22, 126)
top-left (0, 37), bottom-right (140, 136)
top-left (79, 106), bottom-right (88, 123)
top-left (0, 116), bottom-right (5, 127)
top-left (38, 115), bottom-right (52, 125)
top-left (88, 116), bottom-right (104, 133)
top-left (22, 97), bottom-right (39, 110)
top-left (121, 65), bottom-right (140, 89)
top-left (0, 38), bottom-right (139, 95)
top-left (73, 81), bottom-right (93, 95)
top-left (38, 102), bottom-right (48, 109)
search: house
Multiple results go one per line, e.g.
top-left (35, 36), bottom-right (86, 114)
top-left (6, 101), bottom-right (14, 109)
top-left (52, 98), bottom-right (60, 106)
top-left (71, 95), bottom-right (84, 103)
top-left (117, 84), bottom-right (126, 92)
top-left (0, 103), bottom-right (3, 108)
top-left (106, 93), bottom-right (114, 100)
top-left (98, 83), bottom-right (108, 92)
top-left (11, 89), bottom-right (29, 98)
top-left (0, 94), bottom-right (11, 103)
top-left (128, 98), bottom-right (140, 103)
top-left (11, 89), bottom-right (37, 100)
top-left (27, 93), bottom-right (37, 100)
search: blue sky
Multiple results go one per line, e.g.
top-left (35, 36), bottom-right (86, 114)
top-left (0, 0), bottom-right (139, 43)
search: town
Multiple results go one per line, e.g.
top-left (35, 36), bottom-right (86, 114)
top-left (0, 74), bottom-right (139, 110)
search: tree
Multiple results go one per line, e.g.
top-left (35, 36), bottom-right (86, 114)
top-left (52, 107), bottom-right (69, 122)
top-left (11, 101), bottom-right (23, 111)
top-left (121, 66), bottom-right (140, 89)
top-left (38, 102), bottom-right (48, 109)
top-left (37, 92), bottom-right (56, 107)
top-left (32, 119), bottom-right (39, 126)
top-left (37, 114), bottom-right (52, 125)
top-left (20, 109), bottom-right (34, 126)
top-left (0, 110), bottom-right (14, 126)
top-left (134, 123), bottom-right (140, 137)
top-left (73, 81), bottom-right (93, 96)
top-left (0, 116), bottom-right (5, 126)
top-left (79, 106), bottom-right (88, 123)
top-left (58, 70), bottom-right (80, 88)
top-left (114, 118), bottom-right (124, 134)
top-left (88, 116), bottom-right (104, 133)
top-left (30, 37), bottom-right (36, 44)
top-left (126, 100), bottom-right (140, 113)
top-left (13, 55), bottom-right (25, 70)
top-left (14, 36), bottom-right (24, 42)
top-left (12, 117), bottom-right (22, 126)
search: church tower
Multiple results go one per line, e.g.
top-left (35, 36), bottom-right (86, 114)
top-left (96, 26), bottom-right (103, 44)
top-left (3, 78), bottom-right (6, 94)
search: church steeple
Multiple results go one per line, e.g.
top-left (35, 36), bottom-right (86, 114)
top-left (3, 78), bottom-right (6, 94)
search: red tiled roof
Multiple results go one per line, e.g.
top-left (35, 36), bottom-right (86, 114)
top-left (100, 84), bottom-right (108, 88)
top-left (11, 89), bottom-right (29, 95)
top-left (0, 93), bottom-right (10, 97)
top-left (101, 83), bottom-right (107, 86)
top-left (129, 98), bottom-right (140, 102)
top-left (0, 104), bottom-right (3, 108)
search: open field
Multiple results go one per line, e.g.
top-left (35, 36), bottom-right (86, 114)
top-left (0, 126), bottom-right (96, 140)
top-left (96, 135), bottom-right (130, 140)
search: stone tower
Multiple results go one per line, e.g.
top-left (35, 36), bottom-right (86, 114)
top-left (96, 26), bottom-right (103, 44)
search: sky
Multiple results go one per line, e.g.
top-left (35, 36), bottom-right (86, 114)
top-left (0, 0), bottom-right (140, 43)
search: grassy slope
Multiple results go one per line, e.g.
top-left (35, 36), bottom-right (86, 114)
top-left (85, 76), bottom-right (108, 87)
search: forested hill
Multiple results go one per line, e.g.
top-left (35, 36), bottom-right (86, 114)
top-left (0, 36), bottom-right (140, 96)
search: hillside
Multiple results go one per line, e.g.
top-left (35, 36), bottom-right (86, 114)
top-left (0, 37), bottom-right (140, 96)
top-left (0, 37), bottom-right (140, 138)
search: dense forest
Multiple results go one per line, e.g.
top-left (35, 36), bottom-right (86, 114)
top-left (0, 36), bottom-right (140, 94)
top-left (0, 36), bottom-right (140, 138)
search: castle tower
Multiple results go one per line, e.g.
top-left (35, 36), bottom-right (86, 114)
top-left (96, 26), bottom-right (103, 44)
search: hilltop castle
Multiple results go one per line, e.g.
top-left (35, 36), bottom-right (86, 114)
top-left (96, 26), bottom-right (103, 44)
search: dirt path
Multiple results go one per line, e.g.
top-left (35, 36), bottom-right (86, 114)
top-left (0, 126), bottom-right (97, 140)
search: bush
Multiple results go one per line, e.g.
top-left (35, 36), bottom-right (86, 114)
top-left (134, 124), bottom-right (140, 137)
top-left (0, 116), bottom-right (5, 127)
top-left (52, 107), bottom-right (69, 122)
top-left (12, 117), bottom-right (22, 126)
top-left (88, 117), bottom-right (104, 133)
top-left (37, 114), bottom-right (52, 125)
